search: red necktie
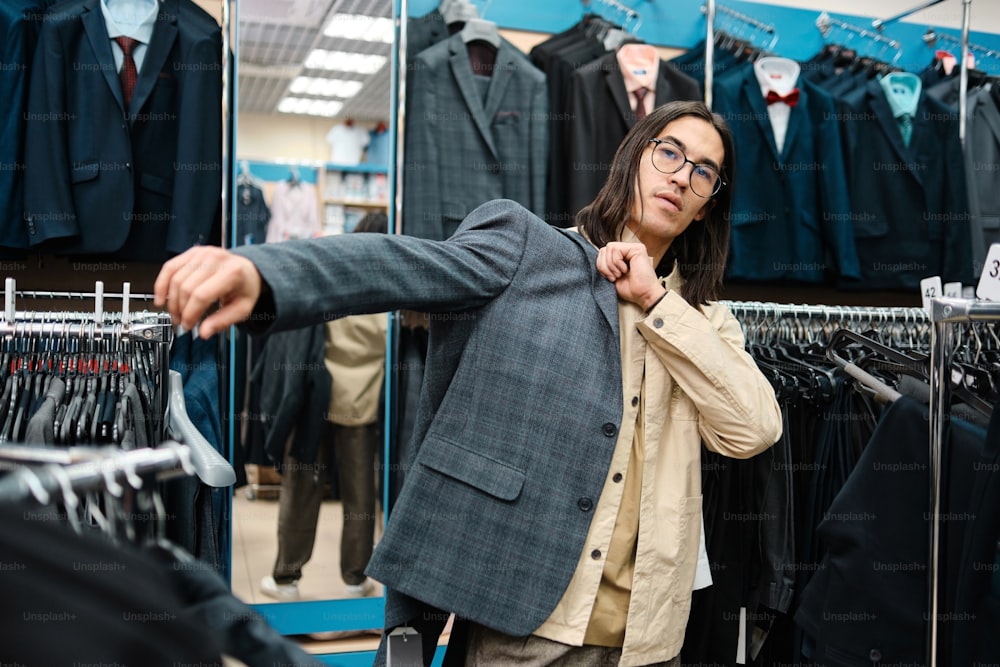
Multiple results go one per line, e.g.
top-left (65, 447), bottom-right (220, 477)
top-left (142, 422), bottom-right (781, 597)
top-left (765, 88), bottom-right (800, 108)
top-left (115, 36), bottom-right (139, 107)
top-left (634, 87), bottom-right (648, 121)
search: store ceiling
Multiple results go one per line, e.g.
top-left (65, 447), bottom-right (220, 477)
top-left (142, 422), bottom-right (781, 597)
top-left (237, 0), bottom-right (393, 122)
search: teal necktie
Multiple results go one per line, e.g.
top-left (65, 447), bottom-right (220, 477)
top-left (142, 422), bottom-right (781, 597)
top-left (898, 113), bottom-right (913, 147)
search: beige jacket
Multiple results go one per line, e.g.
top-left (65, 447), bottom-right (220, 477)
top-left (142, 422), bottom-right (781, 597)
top-left (535, 263), bottom-right (783, 666)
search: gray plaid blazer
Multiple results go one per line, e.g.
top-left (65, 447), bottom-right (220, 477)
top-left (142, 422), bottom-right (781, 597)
top-left (235, 199), bottom-right (622, 637)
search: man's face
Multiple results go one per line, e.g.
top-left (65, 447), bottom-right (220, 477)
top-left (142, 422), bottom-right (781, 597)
top-left (627, 115), bottom-right (725, 256)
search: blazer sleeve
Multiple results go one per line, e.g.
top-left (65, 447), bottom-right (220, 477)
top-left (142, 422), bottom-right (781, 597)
top-left (23, 19), bottom-right (79, 244)
top-left (233, 199), bottom-right (532, 333)
top-left (637, 292), bottom-right (783, 458)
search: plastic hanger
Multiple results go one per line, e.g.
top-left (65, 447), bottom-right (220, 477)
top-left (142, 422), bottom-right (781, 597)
top-left (461, 17), bottom-right (500, 49)
top-left (164, 370), bottom-right (235, 487)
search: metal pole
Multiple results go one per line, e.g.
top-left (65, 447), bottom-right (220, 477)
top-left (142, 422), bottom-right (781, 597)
top-left (959, 0), bottom-right (973, 147)
top-left (705, 0), bottom-right (715, 110)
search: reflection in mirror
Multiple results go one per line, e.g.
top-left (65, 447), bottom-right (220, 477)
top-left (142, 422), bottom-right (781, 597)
top-left (228, 0), bottom-right (393, 610)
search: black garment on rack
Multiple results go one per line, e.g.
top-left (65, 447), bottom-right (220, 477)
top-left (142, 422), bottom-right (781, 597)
top-left (0, 501), bottom-right (225, 666)
top-left (236, 181), bottom-right (271, 246)
top-left (794, 396), bottom-right (986, 666)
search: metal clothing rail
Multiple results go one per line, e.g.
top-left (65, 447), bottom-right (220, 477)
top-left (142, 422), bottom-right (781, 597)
top-left (923, 28), bottom-right (1000, 63)
top-left (581, 0), bottom-right (641, 32)
top-left (0, 442), bottom-right (195, 504)
top-left (702, 2), bottom-right (777, 108)
top-left (872, 0), bottom-right (946, 31)
top-left (816, 11), bottom-right (903, 63)
top-left (927, 296), bottom-right (1000, 666)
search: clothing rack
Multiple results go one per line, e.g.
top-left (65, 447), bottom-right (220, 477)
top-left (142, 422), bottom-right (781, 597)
top-left (0, 441), bottom-right (195, 504)
top-left (0, 279), bottom-right (235, 488)
top-left (872, 0), bottom-right (946, 31)
top-left (702, 2), bottom-right (778, 110)
top-left (581, 0), bottom-right (641, 32)
top-left (927, 296), bottom-right (1000, 667)
top-left (815, 11), bottom-right (903, 64)
top-left (922, 28), bottom-right (999, 64)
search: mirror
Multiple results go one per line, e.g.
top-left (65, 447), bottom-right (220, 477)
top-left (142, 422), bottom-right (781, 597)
top-left (227, 0), bottom-right (393, 623)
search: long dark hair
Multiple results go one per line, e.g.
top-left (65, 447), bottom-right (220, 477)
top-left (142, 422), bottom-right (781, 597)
top-left (576, 100), bottom-right (735, 306)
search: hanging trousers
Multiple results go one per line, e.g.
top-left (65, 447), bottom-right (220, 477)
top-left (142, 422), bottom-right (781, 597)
top-left (273, 422), bottom-right (379, 586)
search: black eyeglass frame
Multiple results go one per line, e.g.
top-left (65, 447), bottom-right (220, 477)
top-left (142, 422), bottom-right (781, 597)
top-left (646, 139), bottom-right (726, 198)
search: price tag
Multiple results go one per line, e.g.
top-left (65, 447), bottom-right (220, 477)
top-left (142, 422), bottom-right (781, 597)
top-left (920, 276), bottom-right (942, 312)
top-left (387, 626), bottom-right (423, 667)
top-left (944, 282), bottom-right (963, 298)
top-left (976, 243), bottom-right (1000, 301)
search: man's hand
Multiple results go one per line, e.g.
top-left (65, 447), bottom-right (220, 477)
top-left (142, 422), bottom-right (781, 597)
top-left (596, 242), bottom-right (668, 311)
top-left (153, 246), bottom-right (263, 339)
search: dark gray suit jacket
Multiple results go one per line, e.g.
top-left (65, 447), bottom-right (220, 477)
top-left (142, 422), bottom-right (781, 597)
top-left (235, 199), bottom-right (623, 635)
top-left (403, 35), bottom-right (548, 240)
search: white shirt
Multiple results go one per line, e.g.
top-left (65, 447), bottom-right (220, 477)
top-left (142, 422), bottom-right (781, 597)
top-left (326, 123), bottom-right (370, 166)
top-left (754, 56), bottom-right (801, 155)
top-left (100, 0), bottom-right (159, 75)
top-left (265, 180), bottom-right (321, 243)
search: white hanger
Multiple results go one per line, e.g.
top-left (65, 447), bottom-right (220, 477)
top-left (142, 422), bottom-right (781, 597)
top-left (461, 17), bottom-right (500, 48)
top-left (440, 0), bottom-right (477, 25)
top-left (165, 370), bottom-right (236, 488)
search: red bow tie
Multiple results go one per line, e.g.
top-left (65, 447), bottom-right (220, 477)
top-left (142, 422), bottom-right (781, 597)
top-left (765, 88), bottom-right (800, 108)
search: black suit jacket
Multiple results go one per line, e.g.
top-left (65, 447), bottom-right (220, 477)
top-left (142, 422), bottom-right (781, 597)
top-left (565, 52), bottom-right (701, 216)
top-left (23, 0), bottom-right (222, 260)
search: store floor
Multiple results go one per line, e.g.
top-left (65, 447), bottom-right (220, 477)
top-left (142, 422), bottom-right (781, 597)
top-left (230, 488), bottom-right (385, 655)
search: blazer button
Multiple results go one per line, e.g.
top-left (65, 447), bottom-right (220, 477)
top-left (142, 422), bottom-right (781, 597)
top-left (868, 649), bottom-right (881, 663)
top-left (631, 396), bottom-right (639, 407)
top-left (602, 423), bottom-right (616, 437)
top-left (612, 472), bottom-right (623, 483)
top-left (653, 318), bottom-right (664, 328)
top-left (590, 549), bottom-right (602, 560)
top-left (578, 497), bottom-right (593, 512)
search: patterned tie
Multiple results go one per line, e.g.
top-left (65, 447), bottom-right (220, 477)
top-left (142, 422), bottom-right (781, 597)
top-left (765, 88), bottom-right (800, 108)
top-left (115, 36), bottom-right (140, 107)
top-left (634, 87), bottom-right (648, 121)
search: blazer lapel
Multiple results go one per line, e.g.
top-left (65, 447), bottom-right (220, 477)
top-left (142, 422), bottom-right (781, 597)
top-left (978, 90), bottom-right (1000, 148)
top-left (81, 0), bottom-right (126, 111)
top-left (742, 72), bottom-right (781, 163)
top-left (868, 80), bottom-right (920, 185)
top-left (448, 36), bottom-right (499, 160)
top-left (555, 228), bottom-right (619, 339)
top-left (780, 83), bottom-right (806, 161)
top-left (481, 42), bottom-right (515, 129)
top-left (129, 0), bottom-right (178, 118)
top-left (602, 54), bottom-right (634, 128)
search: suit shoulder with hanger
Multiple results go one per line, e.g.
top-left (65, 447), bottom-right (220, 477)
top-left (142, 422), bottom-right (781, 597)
top-left (565, 51), bottom-right (701, 216)
top-left (711, 62), bottom-right (860, 283)
top-left (22, 0), bottom-right (222, 260)
top-left (402, 34), bottom-right (547, 240)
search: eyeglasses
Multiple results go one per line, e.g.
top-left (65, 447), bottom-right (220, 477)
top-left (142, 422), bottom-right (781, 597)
top-left (647, 139), bottom-right (725, 198)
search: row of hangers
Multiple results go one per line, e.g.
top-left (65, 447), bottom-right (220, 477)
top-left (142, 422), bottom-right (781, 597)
top-left (728, 304), bottom-right (999, 417)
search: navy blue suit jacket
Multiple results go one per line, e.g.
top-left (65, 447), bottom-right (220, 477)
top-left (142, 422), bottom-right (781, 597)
top-left (839, 78), bottom-right (974, 289)
top-left (713, 63), bottom-right (860, 283)
top-left (0, 1), bottom-right (46, 251)
top-left (23, 0), bottom-right (222, 260)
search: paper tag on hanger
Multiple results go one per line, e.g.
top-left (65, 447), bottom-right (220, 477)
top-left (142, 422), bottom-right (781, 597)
top-left (944, 282), bottom-right (963, 298)
top-left (920, 276), bottom-right (942, 312)
top-left (976, 243), bottom-right (1000, 301)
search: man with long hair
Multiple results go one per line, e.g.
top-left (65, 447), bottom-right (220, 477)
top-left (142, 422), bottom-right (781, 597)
top-left (156, 101), bottom-right (781, 667)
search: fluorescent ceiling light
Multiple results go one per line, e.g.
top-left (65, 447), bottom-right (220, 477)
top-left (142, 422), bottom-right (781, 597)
top-left (323, 13), bottom-right (394, 43)
top-left (277, 97), bottom-right (344, 117)
top-left (305, 49), bottom-right (387, 74)
top-left (289, 76), bottom-right (363, 98)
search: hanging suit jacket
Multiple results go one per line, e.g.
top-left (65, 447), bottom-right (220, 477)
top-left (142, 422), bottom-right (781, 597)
top-left (565, 52), bottom-right (701, 216)
top-left (963, 84), bottom-right (1000, 275)
top-left (0, 1), bottom-right (45, 251)
top-left (838, 78), bottom-right (974, 289)
top-left (23, 0), bottom-right (222, 260)
top-left (712, 64), bottom-right (861, 283)
top-left (403, 34), bottom-right (548, 240)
